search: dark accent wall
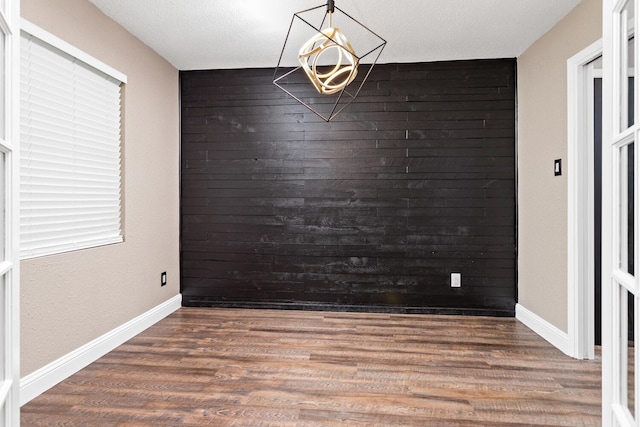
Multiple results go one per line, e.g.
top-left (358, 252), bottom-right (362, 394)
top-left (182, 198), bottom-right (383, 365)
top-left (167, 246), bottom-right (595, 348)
top-left (180, 59), bottom-right (516, 316)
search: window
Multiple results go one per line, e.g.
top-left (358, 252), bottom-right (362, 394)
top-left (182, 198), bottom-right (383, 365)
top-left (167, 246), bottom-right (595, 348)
top-left (20, 21), bottom-right (127, 259)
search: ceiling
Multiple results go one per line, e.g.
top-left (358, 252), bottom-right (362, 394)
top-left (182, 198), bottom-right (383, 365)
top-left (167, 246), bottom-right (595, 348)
top-left (88, 0), bottom-right (583, 71)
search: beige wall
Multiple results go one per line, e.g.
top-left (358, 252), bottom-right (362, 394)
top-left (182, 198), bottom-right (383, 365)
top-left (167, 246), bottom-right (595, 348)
top-left (517, 0), bottom-right (601, 332)
top-left (21, 0), bottom-right (180, 376)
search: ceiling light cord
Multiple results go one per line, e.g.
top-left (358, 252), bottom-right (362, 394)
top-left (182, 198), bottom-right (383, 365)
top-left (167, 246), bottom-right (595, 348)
top-left (327, 0), bottom-right (334, 26)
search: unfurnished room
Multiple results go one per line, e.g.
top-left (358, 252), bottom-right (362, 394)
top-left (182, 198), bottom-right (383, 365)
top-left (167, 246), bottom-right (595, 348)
top-left (0, 0), bottom-right (632, 425)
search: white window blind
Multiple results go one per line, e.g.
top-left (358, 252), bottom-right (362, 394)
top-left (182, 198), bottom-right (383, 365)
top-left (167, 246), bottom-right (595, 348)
top-left (20, 29), bottom-right (125, 259)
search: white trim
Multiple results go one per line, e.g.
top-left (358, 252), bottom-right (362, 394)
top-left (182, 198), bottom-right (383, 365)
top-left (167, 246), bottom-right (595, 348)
top-left (20, 19), bottom-right (127, 83)
top-left (567, 38), bottom-right (603, 360)
top-left (602, 0), bottom-right (621, 422)
top-left (0, 379), bottom-right (11, 407)
top-left (515, 304), bottom-right (572, 356)
top-left (5, 0), bottom-right (21, 424)
top-left (19, 294), bottom-right (181, 406)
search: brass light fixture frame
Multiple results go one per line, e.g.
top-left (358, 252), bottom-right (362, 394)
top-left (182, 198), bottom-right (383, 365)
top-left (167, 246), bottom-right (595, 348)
top-left (273, 0), bottom-right (387, 122)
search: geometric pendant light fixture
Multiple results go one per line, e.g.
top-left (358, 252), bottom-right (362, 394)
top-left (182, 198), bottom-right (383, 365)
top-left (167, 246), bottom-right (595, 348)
top-left (273, 0), bottom-right (386, 121)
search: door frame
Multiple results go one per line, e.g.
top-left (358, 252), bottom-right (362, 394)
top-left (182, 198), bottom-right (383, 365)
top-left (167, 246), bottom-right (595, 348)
top-left (567, 38), bottom-right (602, 360)
top-left (1, 0), bottom-right (19, 423)
top-left (602, 0), bottom-right (637, 423)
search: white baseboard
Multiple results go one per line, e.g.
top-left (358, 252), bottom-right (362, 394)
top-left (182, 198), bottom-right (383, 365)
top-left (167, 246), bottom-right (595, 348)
top-left (515, 303), bottom-right (573, 357)
top-left (20, 294), bottom-right (182, 406)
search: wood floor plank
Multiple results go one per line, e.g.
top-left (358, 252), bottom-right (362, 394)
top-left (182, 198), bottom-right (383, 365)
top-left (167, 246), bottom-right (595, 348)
top-left (21, 308), bottom-right (601, 426)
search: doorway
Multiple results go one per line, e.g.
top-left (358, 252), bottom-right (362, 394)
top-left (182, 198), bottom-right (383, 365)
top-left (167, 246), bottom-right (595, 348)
top-left (594, 71), bottom-right (602, 346)
top-left (572, 44), bottom-right (635, 358)
top-left (592, 63), bottom-right (635, 347)
top-left (567, 40), bottom-right (601, 360)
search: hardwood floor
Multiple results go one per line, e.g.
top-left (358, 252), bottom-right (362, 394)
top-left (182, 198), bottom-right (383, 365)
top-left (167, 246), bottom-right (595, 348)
top-left (21, 308), bottom-right (601, 426)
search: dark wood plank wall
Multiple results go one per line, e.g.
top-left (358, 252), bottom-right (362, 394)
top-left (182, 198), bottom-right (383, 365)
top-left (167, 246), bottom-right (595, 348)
top-left (180, 59), bottom-right (517, 316)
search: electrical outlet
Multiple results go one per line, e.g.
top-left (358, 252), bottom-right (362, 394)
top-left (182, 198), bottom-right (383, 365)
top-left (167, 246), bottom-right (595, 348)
top-left (161, 272), bottom-right (167, 287)
top-left (451, 272), bottom-right (461, 288)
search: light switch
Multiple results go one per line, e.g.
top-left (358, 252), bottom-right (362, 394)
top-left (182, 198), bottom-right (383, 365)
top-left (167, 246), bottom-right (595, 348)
top-left (554, 159), bottom-right (562, 176)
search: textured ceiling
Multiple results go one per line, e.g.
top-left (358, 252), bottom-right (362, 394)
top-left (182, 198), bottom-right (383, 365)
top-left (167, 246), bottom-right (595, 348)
top-left (88, 0), bottom-right (583, 71)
